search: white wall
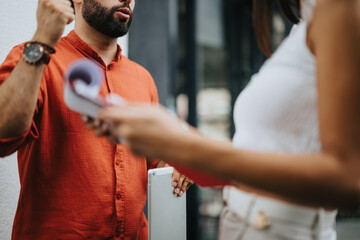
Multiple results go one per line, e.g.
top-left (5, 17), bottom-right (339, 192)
top-left (0, 1), bottom-right (128, 239)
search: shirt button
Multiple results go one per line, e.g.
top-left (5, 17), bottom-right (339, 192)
top-left (116, 193), bottom-right (121, 200)
top-left (116, 160), bottom-right (120, 166)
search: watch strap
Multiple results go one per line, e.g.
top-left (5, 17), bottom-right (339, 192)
top-left (27, 41), bottom-right (56, 54)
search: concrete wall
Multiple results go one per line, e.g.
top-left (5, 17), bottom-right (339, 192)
top-left (0, 1), bottom-right (128, 239)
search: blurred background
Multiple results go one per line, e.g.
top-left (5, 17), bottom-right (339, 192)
top-left (0, 0), bottom-right (359, 239)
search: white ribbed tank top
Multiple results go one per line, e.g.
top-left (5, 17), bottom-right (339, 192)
top-left (232, 0), bottom-right (318, 154)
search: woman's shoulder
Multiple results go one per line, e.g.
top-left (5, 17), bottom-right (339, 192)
top-left (306, 0), bottom-right (359, 52)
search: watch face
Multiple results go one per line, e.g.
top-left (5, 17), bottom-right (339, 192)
top-left (24, 43), bottom-right (43, 63)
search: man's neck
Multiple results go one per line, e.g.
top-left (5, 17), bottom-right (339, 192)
top-left (74, 24), bottom-right (119, 66)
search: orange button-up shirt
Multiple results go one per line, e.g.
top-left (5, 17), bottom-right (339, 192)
top-left (0, 31), bottom-right (159, 240)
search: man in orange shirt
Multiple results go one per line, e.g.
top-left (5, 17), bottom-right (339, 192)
top-left (0, 0), bottom-right (191, 239)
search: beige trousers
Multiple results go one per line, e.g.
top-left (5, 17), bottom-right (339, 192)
top-left (218, 206), bottom-right (337, 240)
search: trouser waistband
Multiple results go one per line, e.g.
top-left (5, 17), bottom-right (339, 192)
top-left (223, 186), bottom-right (337, 230)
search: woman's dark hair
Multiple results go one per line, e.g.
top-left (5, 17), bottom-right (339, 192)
top-left (253, 0), bottom-right (300, 57)
top-left (70, 0), bottom-right (74, 9)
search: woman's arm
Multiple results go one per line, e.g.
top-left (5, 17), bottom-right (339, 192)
top-left (97, 0), bottom-right (360, 210)
top-left (180, 0), bottom-right (360, 209)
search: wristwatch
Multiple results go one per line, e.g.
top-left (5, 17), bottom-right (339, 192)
top-left (22, 41), bottom-right (55, 65)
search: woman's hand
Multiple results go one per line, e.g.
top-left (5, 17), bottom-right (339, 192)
top-left (96, 103), bottom-right (192, 159)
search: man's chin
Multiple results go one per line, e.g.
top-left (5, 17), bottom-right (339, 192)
top-left (107, 30), bottom-right (129, 38)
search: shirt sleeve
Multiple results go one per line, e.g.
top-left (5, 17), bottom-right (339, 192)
top-left (172, 164), bottom-right (231, 187)
top-left (0, 45), bottom-right (43, 157)
top-left (147, 159), bottom-right (160, 170)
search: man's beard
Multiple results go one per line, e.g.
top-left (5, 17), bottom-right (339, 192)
top-left (82, 0), bottom-right (132, 38)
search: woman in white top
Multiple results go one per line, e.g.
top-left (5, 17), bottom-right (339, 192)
top-left (88, 0), bottom-right (360, 239)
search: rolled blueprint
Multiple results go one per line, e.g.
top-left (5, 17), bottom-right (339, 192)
top-left (64, 58), bottom-right (107, 118)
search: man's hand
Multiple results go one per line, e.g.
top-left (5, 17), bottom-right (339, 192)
top-left (172, 169), bottom-right (194, 197)
top-left (81, 115), bottom-right (121, 144)
top-left (33, 0), bottom-right (75, 47)
top-left (157, 161), bottom-right (194, 197)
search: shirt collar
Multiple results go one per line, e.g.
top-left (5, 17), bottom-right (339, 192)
top-left (65, 30), bottom-right (122, 66)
